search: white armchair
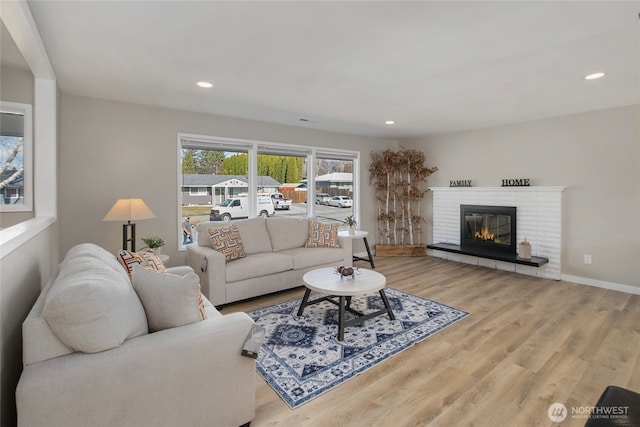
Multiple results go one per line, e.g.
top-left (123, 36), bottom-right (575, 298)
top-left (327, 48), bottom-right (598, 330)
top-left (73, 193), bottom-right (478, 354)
top-left (16, 243), bottom-right (256, 427)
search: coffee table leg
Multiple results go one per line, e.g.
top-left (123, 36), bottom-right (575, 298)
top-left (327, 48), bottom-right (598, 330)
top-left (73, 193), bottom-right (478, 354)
top-left (379, 289), bottom-right (395, 321)
top-left (338, 296), bottom-right (346, 341)
top-left (297, 288), bottom-right (312, 316)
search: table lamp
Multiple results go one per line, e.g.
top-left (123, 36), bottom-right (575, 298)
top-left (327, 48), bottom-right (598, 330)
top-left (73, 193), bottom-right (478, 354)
top-left (103, 198), bottom-right (156, 251)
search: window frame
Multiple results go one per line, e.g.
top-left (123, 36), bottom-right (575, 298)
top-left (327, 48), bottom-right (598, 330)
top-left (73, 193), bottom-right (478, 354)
top-left (177, 133), bottom-right (360, 252)
top-left (0, 101), bottom-right (33, 213)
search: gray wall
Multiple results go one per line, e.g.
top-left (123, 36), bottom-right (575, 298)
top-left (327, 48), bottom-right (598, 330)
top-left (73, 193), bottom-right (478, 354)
top-left (404, 105), bottom-right (640, 288)
top-left (59, 94), bottom-right (398, 263)
top-left (0, 223), bottom-right (58, 425)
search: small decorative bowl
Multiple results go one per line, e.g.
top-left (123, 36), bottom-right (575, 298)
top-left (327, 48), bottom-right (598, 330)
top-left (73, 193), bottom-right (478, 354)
top-left (336, 265), bottom-right (355, 279)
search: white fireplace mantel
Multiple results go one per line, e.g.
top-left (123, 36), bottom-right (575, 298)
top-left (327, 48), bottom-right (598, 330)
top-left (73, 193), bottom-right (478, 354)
top-left (430, 186), bottom-right (567, 193)
top-left (429, 186), bottom-right (565, 280)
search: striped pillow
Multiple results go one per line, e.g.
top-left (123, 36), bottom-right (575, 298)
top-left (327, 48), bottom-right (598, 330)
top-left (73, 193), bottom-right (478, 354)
top-left (208, 224), bottom-right (246, 262)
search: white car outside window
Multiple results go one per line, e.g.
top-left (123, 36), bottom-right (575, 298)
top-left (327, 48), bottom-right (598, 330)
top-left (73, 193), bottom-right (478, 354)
top-left (328, 196), bottom-right (352, 208)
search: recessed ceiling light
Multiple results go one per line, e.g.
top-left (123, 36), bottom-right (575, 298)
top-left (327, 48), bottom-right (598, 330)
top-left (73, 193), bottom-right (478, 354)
top-left (196, 81), bottom-right (213, 88)
top-left (584, 72), bottom-right (605, 80)
top-left (385, 120), bottom-right (396, 125)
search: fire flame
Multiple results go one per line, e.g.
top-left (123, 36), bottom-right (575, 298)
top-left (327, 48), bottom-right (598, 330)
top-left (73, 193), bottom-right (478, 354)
top-left (475, 227), bottom-right (495, 241)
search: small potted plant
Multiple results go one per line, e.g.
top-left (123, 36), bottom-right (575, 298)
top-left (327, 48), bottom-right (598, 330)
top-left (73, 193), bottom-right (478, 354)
top-left (140, 236), bottom-right (165, 255)
top-left (344, 215), bottom-right (358, 235)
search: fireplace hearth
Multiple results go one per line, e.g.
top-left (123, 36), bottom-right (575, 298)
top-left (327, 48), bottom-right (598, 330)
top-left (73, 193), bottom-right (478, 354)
top-left (460, 205), bottom-right (517, 254)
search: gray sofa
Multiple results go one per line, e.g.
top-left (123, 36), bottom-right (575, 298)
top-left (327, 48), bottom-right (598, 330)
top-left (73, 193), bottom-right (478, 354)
top-left (16, 243), bottom-right (256, 427)
top-left (187, 217), bottom-right (347, 305)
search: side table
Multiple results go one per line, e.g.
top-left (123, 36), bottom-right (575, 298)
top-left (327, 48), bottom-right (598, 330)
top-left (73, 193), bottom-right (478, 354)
top-left (337, 230), bottom-right (375, 269)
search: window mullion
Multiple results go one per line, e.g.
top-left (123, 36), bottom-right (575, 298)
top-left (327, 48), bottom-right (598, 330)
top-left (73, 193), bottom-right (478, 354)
top-left (307, 151), bottom-right (316, 217)
top-left (248, 143), bottom-right (258, 217)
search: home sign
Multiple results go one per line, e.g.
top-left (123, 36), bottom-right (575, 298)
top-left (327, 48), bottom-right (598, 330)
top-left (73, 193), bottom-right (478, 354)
top-left (501, 178), bottom-right (531, 187)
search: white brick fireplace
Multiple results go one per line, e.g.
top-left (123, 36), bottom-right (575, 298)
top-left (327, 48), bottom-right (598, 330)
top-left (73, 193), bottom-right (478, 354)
top-left (429, 187), bottom-right (565, 280)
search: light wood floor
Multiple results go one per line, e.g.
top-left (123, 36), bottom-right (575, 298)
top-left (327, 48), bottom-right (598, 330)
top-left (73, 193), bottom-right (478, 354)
top-left (221, 256), bottom-right (640, 427)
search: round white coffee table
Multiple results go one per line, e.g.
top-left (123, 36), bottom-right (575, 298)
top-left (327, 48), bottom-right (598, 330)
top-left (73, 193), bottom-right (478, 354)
top-left (297, 267), bottom-right (395, 341)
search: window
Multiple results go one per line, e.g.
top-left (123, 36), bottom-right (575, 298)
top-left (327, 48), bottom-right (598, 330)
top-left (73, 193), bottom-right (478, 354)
top-left (177, 134), bottom-right (359, 251)
top-left (0, 102), bottom-right (32, 212)
top-left (256, 148), bottom-right (308, 220)
top-left (178, 137), bottom-right (250, 248)
top-left (188, 187), bottom-right (207, 196)
top-left (313, 152), bottom-right (355, 223)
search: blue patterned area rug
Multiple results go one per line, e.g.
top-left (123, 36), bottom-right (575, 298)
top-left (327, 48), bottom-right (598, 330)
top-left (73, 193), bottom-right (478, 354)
top-left (246, 287), bottom-right (469, 409)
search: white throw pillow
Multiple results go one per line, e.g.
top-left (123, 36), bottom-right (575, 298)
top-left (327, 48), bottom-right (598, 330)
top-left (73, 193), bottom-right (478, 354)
top-left (131, 264), bottom-right (206, 333)
top-left (42, 257), bottom-right (148, 353)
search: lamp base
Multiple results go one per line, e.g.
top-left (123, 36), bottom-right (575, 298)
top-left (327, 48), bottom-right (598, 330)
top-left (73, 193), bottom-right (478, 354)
top-left (123, 222), bottom-right (136, 251)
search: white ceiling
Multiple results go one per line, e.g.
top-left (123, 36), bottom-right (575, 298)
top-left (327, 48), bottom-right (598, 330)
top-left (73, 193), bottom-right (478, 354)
top-left (22, 1), bottom-right (640, 138)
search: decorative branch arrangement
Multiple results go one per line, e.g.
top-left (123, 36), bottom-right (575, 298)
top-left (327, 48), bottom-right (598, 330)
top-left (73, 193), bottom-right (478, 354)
top-left (369, 149), bottom-right (437, 252)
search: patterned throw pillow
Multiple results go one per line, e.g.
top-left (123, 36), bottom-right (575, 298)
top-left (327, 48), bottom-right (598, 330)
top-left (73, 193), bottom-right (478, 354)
top-left (306, 221), bottom-right (340, 248)
top-left (117, 249), bottom-right (166, 275)
top-left (208, 224), bottom-right (246, 262)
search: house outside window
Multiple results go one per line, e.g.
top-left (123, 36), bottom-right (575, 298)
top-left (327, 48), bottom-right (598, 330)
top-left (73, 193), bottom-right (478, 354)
top-left (1, 181), bottom-right (23, 204)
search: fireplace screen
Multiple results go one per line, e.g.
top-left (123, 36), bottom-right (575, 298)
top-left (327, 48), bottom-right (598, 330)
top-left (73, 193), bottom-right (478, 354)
top-left (460, 205), bottom-right (517, 254)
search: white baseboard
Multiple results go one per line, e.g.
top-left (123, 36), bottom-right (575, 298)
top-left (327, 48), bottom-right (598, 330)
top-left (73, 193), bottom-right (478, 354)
top-left (561, 274), bottom-right (640, 295)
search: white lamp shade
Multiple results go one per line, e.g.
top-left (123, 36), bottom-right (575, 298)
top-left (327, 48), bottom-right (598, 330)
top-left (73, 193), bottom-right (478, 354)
top-left (103, 198), bottom-right (156, 222)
